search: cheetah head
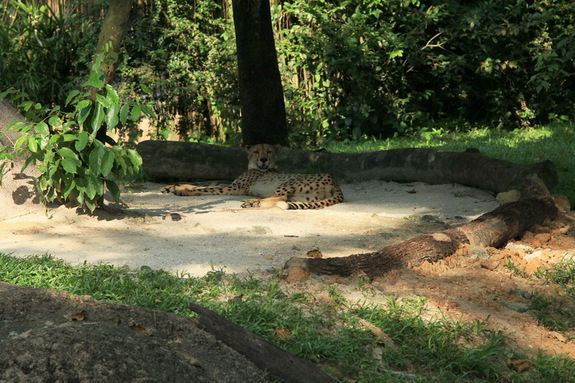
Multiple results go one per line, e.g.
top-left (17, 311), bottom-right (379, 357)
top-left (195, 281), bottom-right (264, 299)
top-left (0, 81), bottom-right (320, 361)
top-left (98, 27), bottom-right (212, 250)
top-left (246, 144), bottom-right (280, 171)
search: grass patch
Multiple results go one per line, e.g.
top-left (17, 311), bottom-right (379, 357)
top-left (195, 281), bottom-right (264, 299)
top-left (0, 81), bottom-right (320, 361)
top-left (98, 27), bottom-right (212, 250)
top-left (529, 258), bottom-right (575, 338)
top-left (2, 253), bottom-right (575, 382)
top-left (324, 122), bottom-right (575, 203)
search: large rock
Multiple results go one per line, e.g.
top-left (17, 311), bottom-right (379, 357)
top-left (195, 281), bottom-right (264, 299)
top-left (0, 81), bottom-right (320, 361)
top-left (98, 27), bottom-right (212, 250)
top-left (0, 282), bottom-right (271, 382)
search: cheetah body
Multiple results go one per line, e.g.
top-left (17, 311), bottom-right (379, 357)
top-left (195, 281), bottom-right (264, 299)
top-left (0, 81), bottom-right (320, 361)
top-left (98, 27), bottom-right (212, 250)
top-left (163, 144), bottom-right (344, 210)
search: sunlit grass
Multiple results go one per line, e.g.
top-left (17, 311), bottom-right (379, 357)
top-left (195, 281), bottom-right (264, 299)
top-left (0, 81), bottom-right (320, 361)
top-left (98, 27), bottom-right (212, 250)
top-left (2, 253), bottom-right (575, 382)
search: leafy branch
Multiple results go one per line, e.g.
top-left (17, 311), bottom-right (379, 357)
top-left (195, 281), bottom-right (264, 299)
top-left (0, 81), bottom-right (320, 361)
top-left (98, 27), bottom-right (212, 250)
top-left (1, 53), bottom-right (154, 212)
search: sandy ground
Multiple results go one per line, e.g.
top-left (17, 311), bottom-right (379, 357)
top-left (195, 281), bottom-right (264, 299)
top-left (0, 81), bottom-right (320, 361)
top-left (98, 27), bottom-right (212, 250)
top-left (0, 180), bottom-right (497, 277)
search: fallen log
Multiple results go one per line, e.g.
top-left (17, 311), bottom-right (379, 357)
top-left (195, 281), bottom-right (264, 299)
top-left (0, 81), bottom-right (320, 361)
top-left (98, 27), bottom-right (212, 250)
top-left (188, 302), bottom-right (336, 383)
top-left (284, 175), bottom-right (559, 278)
top-left (137, 141), bottom-right (558, 193)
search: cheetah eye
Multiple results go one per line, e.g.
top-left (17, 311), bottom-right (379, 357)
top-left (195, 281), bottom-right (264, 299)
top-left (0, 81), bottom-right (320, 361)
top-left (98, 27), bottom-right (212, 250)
top-left (254, 151), bottom-right (259, 155)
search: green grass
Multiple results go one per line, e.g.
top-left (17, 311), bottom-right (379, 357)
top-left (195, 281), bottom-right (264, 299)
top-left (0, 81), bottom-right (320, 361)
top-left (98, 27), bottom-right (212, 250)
top-left (324, 122), bottom-right (575, 204)
top-left (2, 253), bottom-right (575, 382)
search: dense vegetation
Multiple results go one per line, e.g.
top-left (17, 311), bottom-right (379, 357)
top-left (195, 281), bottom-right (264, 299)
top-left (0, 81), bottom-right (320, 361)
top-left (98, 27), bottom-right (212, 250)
top-left (1, 0), bottom-right (574, 145)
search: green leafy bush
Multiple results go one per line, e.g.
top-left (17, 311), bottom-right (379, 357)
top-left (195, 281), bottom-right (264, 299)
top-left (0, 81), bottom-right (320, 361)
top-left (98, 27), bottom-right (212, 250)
top-left (1, 55), bottom-right (154, 212)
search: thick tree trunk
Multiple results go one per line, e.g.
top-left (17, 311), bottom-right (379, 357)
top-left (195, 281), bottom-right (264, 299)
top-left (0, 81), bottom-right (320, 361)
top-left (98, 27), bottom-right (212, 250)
top-left (136, 141), bottom-right (558, 193)
top-left (93, 0), bottom-right (134, 83)
top-left (232, 0), bottom-right (289, 146)
top-left (188, 302), bottom-right (336, 383)
top-left (285, 176), bottom-right (559, 278)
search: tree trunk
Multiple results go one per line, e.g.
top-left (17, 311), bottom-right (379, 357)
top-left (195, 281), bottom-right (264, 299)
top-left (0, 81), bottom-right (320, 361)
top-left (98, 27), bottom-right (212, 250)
top-left (136, 141), bottom-right (558, 193)
top-left (285, 176), bottom-right (559, 279)
top-left (188, 302), bottom-right (336, 383)
top-left (232, 0), bottom-right (289, 146)
top-left (93, 0), bottom-right (134, 84)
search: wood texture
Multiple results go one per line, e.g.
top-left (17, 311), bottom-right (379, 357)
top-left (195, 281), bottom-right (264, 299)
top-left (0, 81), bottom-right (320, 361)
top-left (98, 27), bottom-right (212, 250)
top-left (137, 141), bottom-right (558, 193)
top-left (287, 176), bottom-right (558, 278)
top-left (188, 302), bottom-right (336, 383)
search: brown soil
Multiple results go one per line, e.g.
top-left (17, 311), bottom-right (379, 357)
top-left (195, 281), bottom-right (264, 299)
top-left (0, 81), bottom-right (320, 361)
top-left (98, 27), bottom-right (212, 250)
top-left (284, 212), bottom-right (575, 360)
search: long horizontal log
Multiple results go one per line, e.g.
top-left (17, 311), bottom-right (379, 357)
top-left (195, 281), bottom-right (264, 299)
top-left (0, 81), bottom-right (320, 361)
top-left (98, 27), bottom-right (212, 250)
top-left (286, 178), bottom-right (558, 279)
top-left (137, 141), bottom-right (558, 193)
top-left (188, 302), bottom-right (336, 383)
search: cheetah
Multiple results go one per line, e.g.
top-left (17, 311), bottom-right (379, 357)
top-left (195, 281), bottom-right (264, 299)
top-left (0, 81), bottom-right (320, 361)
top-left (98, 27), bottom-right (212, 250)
top-left (162, 144), bottom-right (344, 210)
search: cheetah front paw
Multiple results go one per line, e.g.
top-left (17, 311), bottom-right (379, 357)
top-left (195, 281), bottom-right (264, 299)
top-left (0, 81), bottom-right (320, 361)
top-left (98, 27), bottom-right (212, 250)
top-left (162, 184), bottom-right (199, 196)
top-left (241, 199), bottom-right (261, 208)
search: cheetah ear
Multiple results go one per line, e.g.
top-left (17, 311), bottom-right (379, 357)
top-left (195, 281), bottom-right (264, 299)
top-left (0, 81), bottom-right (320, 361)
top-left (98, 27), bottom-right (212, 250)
top-left (274, 144), bottom-right (282, 151)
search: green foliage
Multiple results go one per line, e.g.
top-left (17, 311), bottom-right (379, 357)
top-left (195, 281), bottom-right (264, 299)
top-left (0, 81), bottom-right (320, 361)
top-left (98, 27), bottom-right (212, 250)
top-left (118, 0), bottom-right (240, 143)
top-left (0, 0), bottom-right (99, 106)
top-left (2, 0), bottom-right (574, 144)
top-left (275, 0), bottom-right (575, 144)
top-left (0, 56), bottom-right (154, 212)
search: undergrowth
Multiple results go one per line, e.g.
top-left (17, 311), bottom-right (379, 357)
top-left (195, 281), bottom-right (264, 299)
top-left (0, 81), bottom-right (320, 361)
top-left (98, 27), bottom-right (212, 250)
top-left (1, 253), bottom-right (575, 382)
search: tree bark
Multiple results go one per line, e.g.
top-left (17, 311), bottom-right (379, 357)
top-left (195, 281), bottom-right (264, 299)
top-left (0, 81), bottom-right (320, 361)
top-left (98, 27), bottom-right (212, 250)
top-left (93, 0), bottom-right (134, 84)
top-left (136, 141), bottom-right (558, 193)
top-left (232, 0), bottom-right (289, 146)
top-left (188, 302), bottom-right (336, 383)
top-left (285, 176), bottom-right (559, 279)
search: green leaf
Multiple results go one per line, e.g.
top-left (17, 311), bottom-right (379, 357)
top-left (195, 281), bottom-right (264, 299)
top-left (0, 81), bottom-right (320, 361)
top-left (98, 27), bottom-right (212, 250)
top-left (127, 149), bottom-right (143, 168)
top-left (65, 90), bottom-right (80, 106)
top-left (141, 84), bottom-right (153, 95)
top-left (76, 190), bottom-right (84, 205)
top-left (111, 147), bottom-right (128, 174)
top-left (89, 146), bottom-right (105, 175)
top-left (389, 49), bottom-right (404, 59)
top-left (84, 70), bottom-right (105, 89)
top-left (27, 137), bottom-right (38, 153)
top-left (85, 175), bottom-right (100, 200)
top-left (35, 122), bottom-right (50, 136)
top-left (120, 104), bottom-right (130, 125)
top-left (141, 104), bottom-right (156, 119)
top-left (101, 150), bottom-right (114, 177)
top-left (106, 85), bottom-right (120, 103)
top-left (96, 93), bottom-right (112, 108)
top-left (84, 198), bottom-right (98, 213)
top-left (130, 105), bottom-right (142, 122)
top-left (47, 159), bottom-right (61, 179)
top-left (62, 134), bottom-right (78, 142)
top-left (13, 135), bottom-right (27, 153)
top-left (75, 131), bottom-right (89, 151)
top-left (91, 103), bottom-right (105, 136)
top-left (106, 103), bottom-right (119, 130)
top-left (58, 147), bottom-right (79, 162)
top-left (62, 177), bottom-right (76, 199)
top-left (62, 158), bottom-right (78, 174)
top-left (106, 180), bottom-right (121, 202)
top-left (91, 51), bottom-right (105, 73)
top-left (76, 99), bottom-right (91, 111)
